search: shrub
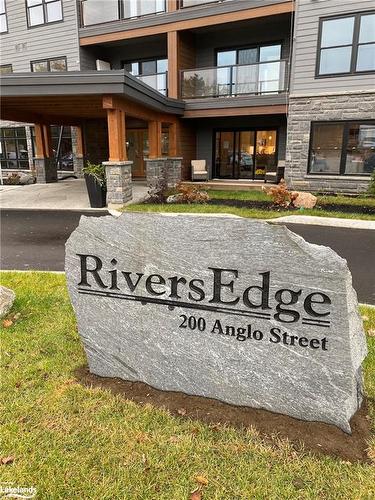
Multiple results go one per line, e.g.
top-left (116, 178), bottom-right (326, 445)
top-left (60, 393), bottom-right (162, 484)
top-left (263, 179), bottom-right (297, 208)
top-left (82, 161), bottom-right (106, 188)
top-left (147, 176), bottom-right (170, 203)
top-left (367, 170), bottom-right (375, 197)
top-left (175, 183), bottom-right (210, 204)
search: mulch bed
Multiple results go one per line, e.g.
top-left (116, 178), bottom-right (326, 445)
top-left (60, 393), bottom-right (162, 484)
top-left (75, 366), bottom-right (372, 463)
top-left (207, 199), bottom-right (375, 215)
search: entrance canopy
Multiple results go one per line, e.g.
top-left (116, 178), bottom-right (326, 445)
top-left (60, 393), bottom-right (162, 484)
top-left (1, 70), bottom-right (184, 124)
top-left (0, 70), bottom-right (185, 162)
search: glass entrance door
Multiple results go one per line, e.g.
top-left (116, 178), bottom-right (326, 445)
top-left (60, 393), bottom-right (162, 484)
top-left (215, 129), bottom-right (277, 180)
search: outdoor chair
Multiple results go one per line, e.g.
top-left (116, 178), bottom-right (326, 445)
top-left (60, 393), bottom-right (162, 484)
top-left (264, 160), bottom-right (286, 184)
top-left (191, 160), bottom-right (208, 181)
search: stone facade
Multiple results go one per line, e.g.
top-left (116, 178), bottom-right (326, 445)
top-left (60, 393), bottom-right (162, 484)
top-left (145, 157), bottom-right (182, 189)
top-left (285, 92), bottom-right (375, 194)
top-left (104, 161), bottom-right (133, 207)
top-left (34, 158), bottom-right (58, 183)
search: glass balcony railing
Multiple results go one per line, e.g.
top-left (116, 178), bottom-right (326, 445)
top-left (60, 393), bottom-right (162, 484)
top-left (80, 0), bottom-right (166, 27)
top-left (181, 60), bottom-right (288, 98)
top-left (136, 72), bottom-right (168, 96)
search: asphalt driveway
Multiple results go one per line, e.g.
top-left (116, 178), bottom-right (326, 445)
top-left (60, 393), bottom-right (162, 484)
top-left (1, 209), bottom-right (374, 304)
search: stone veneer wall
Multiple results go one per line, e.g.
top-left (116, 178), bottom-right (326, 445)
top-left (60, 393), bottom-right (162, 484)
top-left (146, 158), bottom-right (182, 189)
top-left (285, 92), bottom-right (375, 194)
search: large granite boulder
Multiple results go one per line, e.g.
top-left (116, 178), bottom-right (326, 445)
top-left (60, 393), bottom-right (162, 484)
top-left (65, 213), bottom-right (367, 433)
top-left (0, 286), bottom-right (15, 319)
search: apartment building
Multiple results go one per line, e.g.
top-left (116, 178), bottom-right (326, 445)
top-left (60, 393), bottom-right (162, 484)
top-left (0, 0), bottom-right (374, 193)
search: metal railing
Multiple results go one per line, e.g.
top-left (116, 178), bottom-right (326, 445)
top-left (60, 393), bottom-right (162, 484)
top-left (181, 60), bottom-right (288, 98)
top-left (136, 72), bottom-right (168, 96)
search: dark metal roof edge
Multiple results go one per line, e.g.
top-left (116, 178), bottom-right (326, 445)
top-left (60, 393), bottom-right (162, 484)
top-left (0, 70), bottom-right (185, 115)
top-left (184, 94), bottom-right (289, 110)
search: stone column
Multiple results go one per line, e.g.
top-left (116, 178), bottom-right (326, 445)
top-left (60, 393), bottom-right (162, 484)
top-left (145, 157), bottom-right (182, 190)
top-left (34, 157), bottom-right (58, 183)
top-left (34, 124), bottom-right (57, 183)
top-left (71, 125), bottom-right (85, 179)
top-left (104, 161), bottom-right (133, 207)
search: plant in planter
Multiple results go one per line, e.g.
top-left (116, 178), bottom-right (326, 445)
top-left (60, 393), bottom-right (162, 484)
top-left (83, 162), bottom-right (107, 208)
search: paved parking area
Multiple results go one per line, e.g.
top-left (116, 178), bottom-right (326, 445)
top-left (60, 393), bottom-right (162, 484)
top-left (0, 178), bottom-right (148, 210)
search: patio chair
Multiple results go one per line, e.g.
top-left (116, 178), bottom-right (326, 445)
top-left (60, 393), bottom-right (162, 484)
top-left (191, 160), bottom-right (208, 182)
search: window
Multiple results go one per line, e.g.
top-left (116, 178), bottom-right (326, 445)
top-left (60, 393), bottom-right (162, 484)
top-left (0, 0), bottom-right (7, 33)
top-left (123, 57), bottom-right (168, 95)
top-left (0, 128), bottom-right (29, 170)
top-left (26, 0), bottom-right (63, 27)
top-left (317, 12), bottom-right (375, 76)
top-left (0, 64), bottom-right (12, 73)
top-left (80, 0), bottom-right (166, 26)
top-left (309, 122), bottom-right (375, 176)
top-left (216, 43), bottom-right (283, 95)
top-left (31, 56), bottom-right (67, 72)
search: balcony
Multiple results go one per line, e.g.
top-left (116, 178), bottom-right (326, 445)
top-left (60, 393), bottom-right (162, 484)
top-left (80, 0), bottom-right (166, 27)
top-left (180, 0), bottom-right (230, 7)
top-left (136, 72), bottom-right (168, 96)
top-left (181, 60), bottom-right (288, 99)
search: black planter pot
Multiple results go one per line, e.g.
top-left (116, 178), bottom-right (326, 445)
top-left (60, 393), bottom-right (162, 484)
top-left (84, 174), bottom-right (107, 208)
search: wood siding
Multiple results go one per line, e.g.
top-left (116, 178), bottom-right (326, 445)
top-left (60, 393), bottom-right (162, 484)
top-left (291, 0), bottom-right (375, 95)
top-left (0, 0), bottom-right (80, 72)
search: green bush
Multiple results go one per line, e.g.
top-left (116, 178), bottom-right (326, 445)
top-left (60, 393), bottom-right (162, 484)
top-left (367, 170), bottom-right (375, 197)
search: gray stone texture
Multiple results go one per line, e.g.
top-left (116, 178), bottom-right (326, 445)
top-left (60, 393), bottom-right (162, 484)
top-left (285, 92), bottom-right (375, 194)
top-left (66, 213), bottom-right (367, 432)
top-left (34, 157), bottom-right (57, 183)
top-left (146, 157), bottom-right (182, 190)
top-left (104, 161), bottom-right (133, 206)
top-left (0, 286), bottom-right (15, 319)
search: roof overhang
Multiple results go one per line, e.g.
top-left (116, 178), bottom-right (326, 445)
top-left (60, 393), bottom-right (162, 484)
top-left (0, 70), bottom-right (185, 125)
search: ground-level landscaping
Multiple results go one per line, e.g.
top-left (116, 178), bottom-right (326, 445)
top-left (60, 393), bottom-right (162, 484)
top-left (1, 272), bottom-right (375, 499)
top-left (123, 189), bottom-right (375, 221)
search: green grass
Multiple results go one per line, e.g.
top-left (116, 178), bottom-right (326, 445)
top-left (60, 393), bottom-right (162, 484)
top-left (123, 190), bottom-right (375, 220)
top-left (1, 272), bottom-right (375, 499)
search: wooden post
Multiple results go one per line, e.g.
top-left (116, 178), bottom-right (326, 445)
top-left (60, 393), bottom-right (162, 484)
top-left (168, 122), bottom-right (179, 157)
top-left (107, 108), bottom-right (126, 162)
top-left (34, 123), bottom-right (46, 158)
top-left (148, 121), bottom-right (162, 158)
top-left (167, 0), bottom-right (178, 12)
top-left (42, 125), bottom-right (53, 158)
top-left (167, 31), bottom-right (179, 98)
top-left (75, 125), bottom-right (84, 157)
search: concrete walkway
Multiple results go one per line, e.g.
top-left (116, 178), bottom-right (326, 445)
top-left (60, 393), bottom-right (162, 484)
top-left (0, 178), bottom-right (148, 210)
top-left (270, 215), bottom-right (375, 230)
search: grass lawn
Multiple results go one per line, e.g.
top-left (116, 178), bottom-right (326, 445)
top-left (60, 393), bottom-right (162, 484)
top-left (123, 190), bottom-right (375, 220)
top-left (1, 272), bottom-right (375, 499)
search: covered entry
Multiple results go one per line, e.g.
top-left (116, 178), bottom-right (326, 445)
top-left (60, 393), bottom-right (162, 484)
top-left (0, 71), bottom-right (185, 198)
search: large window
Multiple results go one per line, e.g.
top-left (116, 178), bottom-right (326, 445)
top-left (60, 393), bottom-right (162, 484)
top-left (26, 0), bottom-right (63, 27)
top-left (123, 57), bottom-right (168, 95)
top-left (317, 12), bottom-right (375, 76)
top-left (215, 129), bottom-right (278, 180)
top-left (31, 56), bottom-right (67, 72)
top-left (0, 0), bottom-right (7, 33)
top-left (309, 122), bottom-right (375, 175)
top-left (0, 128), bottom-right (29, 170)
top-left (80, 0), bottom-right (166, 26)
